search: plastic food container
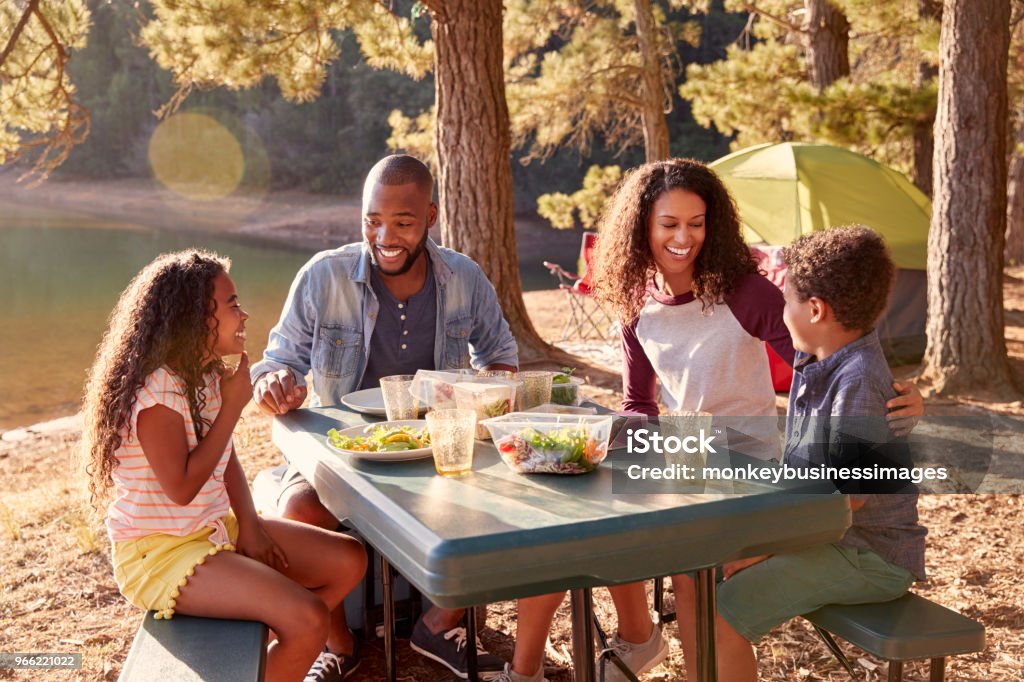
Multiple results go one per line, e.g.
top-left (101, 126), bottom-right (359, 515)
top-left (480, 412), bottom-right (613, 474)
top-left (410, 369), bottom-right (477, 410)
top-left (549, 376), bottom-right (584, 406)
top-left (453, 380), bottom-right (517, 439)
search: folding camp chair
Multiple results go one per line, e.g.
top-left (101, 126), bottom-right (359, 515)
top-left (543, 232), bottom-right (618, 342)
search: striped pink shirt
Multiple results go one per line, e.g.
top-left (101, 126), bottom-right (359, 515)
top-left (105, 367), bottom-right (233, 543)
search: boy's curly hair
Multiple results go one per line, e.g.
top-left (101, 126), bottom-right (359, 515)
top-left (81, 250), bottom-right (230, 508)
top-left (783, 225), bottom-right (895, 332)
top-left (591, 158), bottom-right (757, 323)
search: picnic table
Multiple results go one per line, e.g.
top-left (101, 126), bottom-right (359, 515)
top-left (272, 405), bottom-right (851, 682)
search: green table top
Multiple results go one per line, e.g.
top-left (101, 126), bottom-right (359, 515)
top-left (272, 405), bottom-right (851, 608)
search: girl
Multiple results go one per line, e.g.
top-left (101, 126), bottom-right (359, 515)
top-left (494, 159), bottom-right (922, 682)
top-left (82, 250), bottom-right (366, 682)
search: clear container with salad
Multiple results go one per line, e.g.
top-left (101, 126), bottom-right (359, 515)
top-left (549, 369), bottom-right (584, 406)
top-left (453, 380), bottom-right (517, 439)
top-left (481, 412), bottom-right (613, 474)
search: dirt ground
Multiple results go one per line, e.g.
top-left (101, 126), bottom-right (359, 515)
top-left (0, 179), bottom-right (1022, 680)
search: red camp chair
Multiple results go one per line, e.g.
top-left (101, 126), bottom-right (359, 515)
top-left (751, 245), bottom-right (794, 392)
top-left (543, 232), bottom-right (618, 341)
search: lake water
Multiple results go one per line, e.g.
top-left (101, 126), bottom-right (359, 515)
top-left (0, 222), bottom-right (571, 430)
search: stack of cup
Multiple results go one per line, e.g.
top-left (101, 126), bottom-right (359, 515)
top-left (517, 371), bottom-right (554, 410)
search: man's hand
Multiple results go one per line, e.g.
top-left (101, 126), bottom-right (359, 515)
top-left (722, 554), bottom-right (770, 580)
top-left (254, 369), bottom-right (307, 416)
top-left (886, 380), bottom-right (924, 437)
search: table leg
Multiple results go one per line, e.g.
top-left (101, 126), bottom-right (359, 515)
top-left (570, 588), bottom-right (596, 682)
top-left (363, 544), bottom-right (376, 639)
top-left (465, 606), bottom-right (479, 681)
top-left (381, 556), bottom-right (396, 682)
top-left (693, 568), bottom-right (718, 682)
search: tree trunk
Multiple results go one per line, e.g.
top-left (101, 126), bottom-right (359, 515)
top-left (633, 0), bottom-right (671, 161)
top-left (1007, 92), bottom-right (1024, 265)
top-left (428, 0), bottom-right (553, 364)
top-left (912, 0), bottom-right (940, 198)
top-left (802, 0), bottom-right (850, 92)
top-left (921, 0), bottom-right (1018, 397)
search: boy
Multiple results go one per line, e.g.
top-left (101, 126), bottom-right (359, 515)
top-left (673, 225), bottom-right (927, 681)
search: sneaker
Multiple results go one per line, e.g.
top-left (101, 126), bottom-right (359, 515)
top-left (305, 644), bottom-right (360, 681)
top-left (598, 626), bottom-right (669, 682)
top-left (409, 617), bottom-right (505, 679)
top-left (489, 662), bottom-right (547, 682)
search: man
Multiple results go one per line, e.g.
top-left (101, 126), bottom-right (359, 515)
top-left (252, 155), bottom-right (517, 680)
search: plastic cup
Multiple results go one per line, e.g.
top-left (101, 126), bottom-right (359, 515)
top-left (661, 410), bottom-right (714, 486)
top-left (426, 408), bottom-right (477, 477)
top-left (379, 374), bottom-right (420, 421)
top-left (517, 371), bottom-right (554, 410)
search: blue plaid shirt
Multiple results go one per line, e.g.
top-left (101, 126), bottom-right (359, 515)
top-left (785, 330), bottom-right (926, 579)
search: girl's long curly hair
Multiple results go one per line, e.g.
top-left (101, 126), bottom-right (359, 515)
top-left (81, 250), bottom-right (230, 508)
top-left (592, 158), bottom-right (758, 324)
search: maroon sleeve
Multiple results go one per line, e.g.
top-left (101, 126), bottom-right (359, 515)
top-left (725, 273), bottom-right (796, 366)
top-left (620, 317), bottom-right (660, 416)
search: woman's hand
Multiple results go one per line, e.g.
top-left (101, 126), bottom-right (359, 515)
top-left (221, 352), bottom-right (253, 417)
top-left (235, 516), bottom-right (288, 571)
top-left (722, 554), bottom-right (770, 580)
top-left (886, 380), bottom-right (924, 437)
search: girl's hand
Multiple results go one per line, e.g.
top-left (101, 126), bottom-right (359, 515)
top-left (221, 352), bottom-right (253, 417)
top-left (886, 380), bottom-right (924, 437)
top-left (722, 554), bottom-right (770, 580)
top-left (235, 516), bottom-right (288, 571)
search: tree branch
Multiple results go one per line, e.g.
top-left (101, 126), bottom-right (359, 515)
top-left (743, 2), bottom-right (804, 35)
top-left (0, 0), bottom-right (40, 67)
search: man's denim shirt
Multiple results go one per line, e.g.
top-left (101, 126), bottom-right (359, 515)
top-left (251, 239), bottom-right (519, 407)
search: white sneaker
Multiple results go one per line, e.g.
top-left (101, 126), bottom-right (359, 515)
top-left (487, 662), bottom-right (547, 682)
top-left (598, 626), bottom-right (669, 682)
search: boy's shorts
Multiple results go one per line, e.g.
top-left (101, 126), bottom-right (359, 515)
top-left (716, 543), bottom-right (914, 642)
top-left (112, 513), bottom-right (239, 619)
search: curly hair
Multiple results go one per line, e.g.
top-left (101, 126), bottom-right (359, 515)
top-left (591, 158), bottom-right (757, 323)
top-left (783, 225), bottom-right (894, 332)
top-left (81, 250), bottom-right (230, 508)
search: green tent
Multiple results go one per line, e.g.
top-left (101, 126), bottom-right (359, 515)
top-left (709, 142), bottom-right (930, 270)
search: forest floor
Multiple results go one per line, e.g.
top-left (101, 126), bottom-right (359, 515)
top-left (0, 177), bottom-right (1021, 680)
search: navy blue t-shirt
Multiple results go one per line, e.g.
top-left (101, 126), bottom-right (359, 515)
top-left (360, 262), bottom-right (437, 389)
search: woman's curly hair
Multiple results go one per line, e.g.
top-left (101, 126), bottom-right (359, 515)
top-left (81, 250), bottom-right (230, 508)
top-left (592, 158), bottom-right (757, 324)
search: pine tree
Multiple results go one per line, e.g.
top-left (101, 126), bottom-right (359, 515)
top-left (0, 0), bottom-right (91, 181)
top-left (921, 0), bottom-right (1019, 397)
top-left (139, 0), bottom-right (555, 358)
top-left (680, 0), bottom-right (939, 193)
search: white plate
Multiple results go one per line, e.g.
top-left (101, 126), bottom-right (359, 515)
top-left (340, 387), bottom-right (387, 416)
top-left (341, 387), bottom-right (425, 417)
top-left (327, 420), bottom-right (433, 462)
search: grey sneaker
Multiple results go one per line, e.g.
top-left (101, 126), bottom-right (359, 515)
top-left (598, 626), bottom-right (669, 682)
top-left (305, 644), bottom-right (360, 681)
top-left (489, 662), bottom-right (547, 682)
top-left (409, 618), bottom-right (505, 679)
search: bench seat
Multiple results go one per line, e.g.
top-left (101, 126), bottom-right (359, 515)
top-left (119, 612), bottom-right (267, 681)
top-left (804, 592), bottom-right (985, 681)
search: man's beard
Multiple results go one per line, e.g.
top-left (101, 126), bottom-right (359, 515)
top-left (371, 226), bottom-right (429, 277)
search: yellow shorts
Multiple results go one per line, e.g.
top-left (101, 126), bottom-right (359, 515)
top-left (112, 514), bottom-right (239, 620)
